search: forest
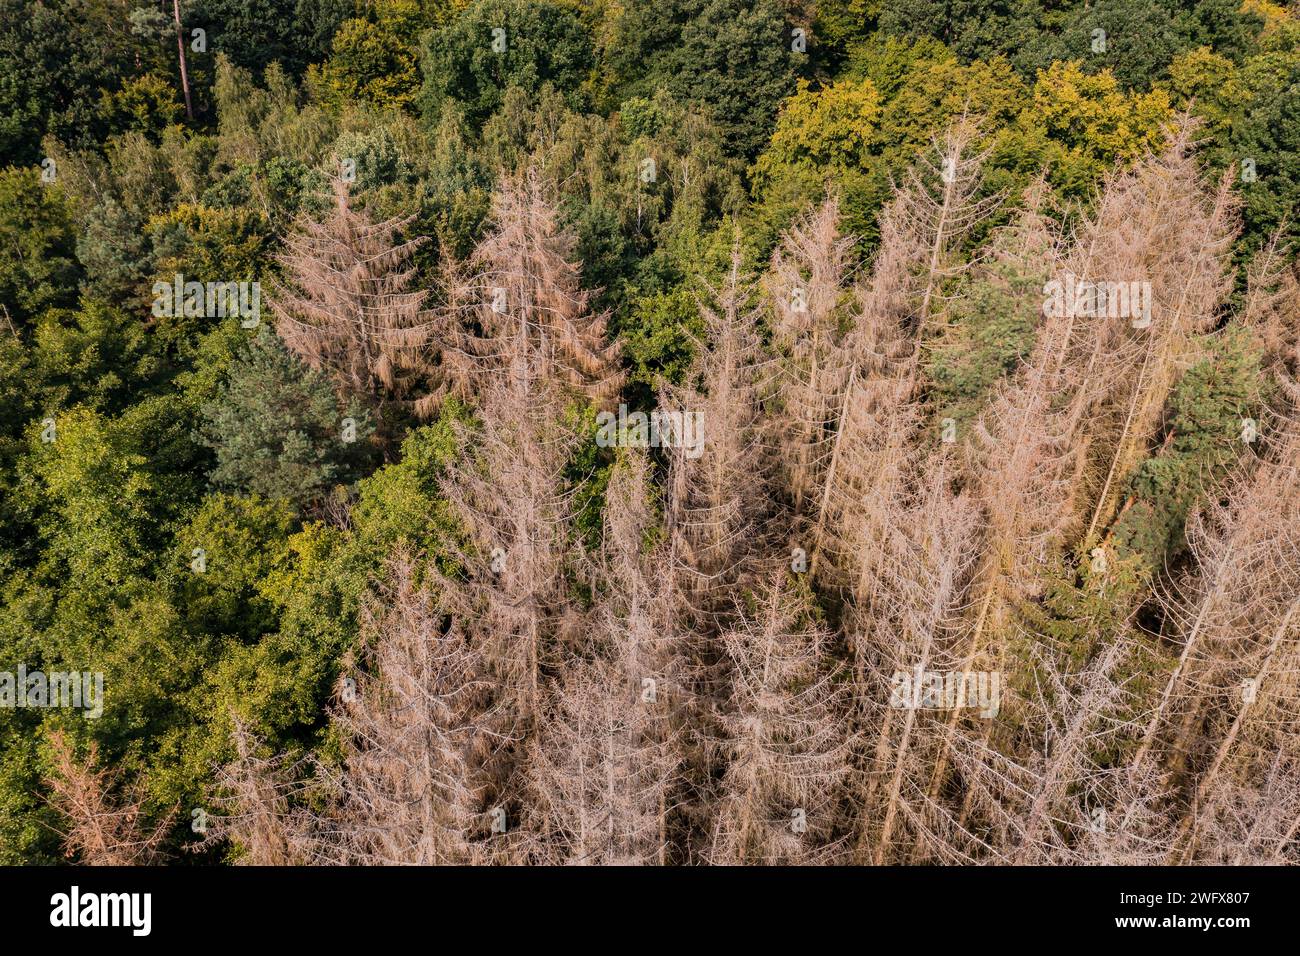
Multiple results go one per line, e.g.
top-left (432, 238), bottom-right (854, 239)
top-left (0, 0), bottom-right (1298, 866)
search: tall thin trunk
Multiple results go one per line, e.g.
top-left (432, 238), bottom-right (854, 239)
top-left (173, 0), bottom-right (193, 120)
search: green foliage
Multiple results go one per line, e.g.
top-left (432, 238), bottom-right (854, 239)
top-left (143, 202), bottom-right (271, 354)
top-left (757, 79), bottom-right (883, 177)
top-left (2, 0), bottom-right (159, 157)
top-left (612, 286), bottom-right (706, 396)
top-left (191, 0), bottom-right (349, 75)
top-left (1108, 329), bottom-right (1265, 569)
top-left (318, 17), bottom-right (421, 111)
top-left (609, 0), bottom-right (799, 158)
top-left (0, 168), bottom-right (80, 325)
top-left (75, 197), bottom-right (154, 310)
top-left (98, 74), bottom-right (183, 141)
top-left (420, 0), bottom-right (596, 126)
top-left (877, 0), bottom-right (1045, 67)
top-left (666, 0), bottom-right (800, 158)
top-left (331, 126), bottom-right (412, 192)
top-left (200, 328), bottom-right (376, 511)
top-left (1017, 61), bottom-right (1173, 195)
top-left (565, 403), bottom-right (615, 551)
top-left (210, 405), bottom-right (465, 744)
top-left (19, 403), bottom-right (191, 591)
top-left (1015, 0), bottom-right (1188, 90)
top-left (811, 0), bottom-right (881, 61)
top-left (29, 301), bottom-right (163, 415)
top-left (1169, 43), bottom-right (1300, 255)
top-left (173, 493), bottom-right (296, 641)
top-left (925, 260), bottom-right (1045, 433)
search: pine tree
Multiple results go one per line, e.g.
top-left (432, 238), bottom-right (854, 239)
top-left (200, 326), bottom-right (375, 510)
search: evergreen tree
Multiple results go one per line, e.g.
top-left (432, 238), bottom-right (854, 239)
top-left (200, 326), bottom-right (375, 511)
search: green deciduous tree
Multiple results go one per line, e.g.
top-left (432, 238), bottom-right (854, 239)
top-left (419, 0), bottom-right (595, 127)
top-left (0, 168), bottom-right (80, 326)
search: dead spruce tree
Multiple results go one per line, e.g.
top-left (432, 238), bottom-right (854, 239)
top-left (652, 244), bottom-right (781, 857)
top-left (594, 451), bottom-right (684, 704)
top-left (926, 132), bottom-right (1244, 843)
top-left (1164, 480), bottom-right (1300, 864)
top-left (201, 720), bottom-right (321, 865)
top-left (707, 570), bottom-right (854, 864)
top-left (873, 117), bottom-right (1004, 346)
top-left (271, 177), bottom-right (443, 421)
top-left (854, 453), bottom-right (982, 864)
top-left (1239, 228), bottom-right (1300, 381)
top-left (45, 731), bottom-right (173, 865)
top-left (443, 166), bottom-right (623, 405)
top-left (1181, 750), bottom-right (1300, 864)
top-left (1059, 122), bottom-right (1240, 544)
top-left (662, 243), bottom-right (774, 639)
top-left (919, 189), bottom-right (1090, 812)
top-left (327, 549), bottom-right (504, 865)
top-left (805, 338), bottom-right (918, 590)
top-left (999, 628), bottom-right (1159, 863)
top-left (960, 216), bottom-right (1080, 657)
top-left (523, 452), bottom-right (683, 864)
top-left (524, 655), bottom-right (679, 864)
top-left (802, 245), bottom-right (916, 586)
top-left (433, 366), bottom-right (582, 733)
top-left (765, 194), bottom-right (858, 517)
top-left (804, 121), bottom-right (998, 583)
top-left (1132, 392), bottom-right (1300, 861)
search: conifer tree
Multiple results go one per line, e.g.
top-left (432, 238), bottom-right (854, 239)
top-left (661, 244), bottom-right (773, 637)
top-left (330, 550), bottom-right (504, 865)
top-left (1061, 122), bottom-right (1240, 544)
top-left (202, 721), bottom-right (321, 866)
top-left (524, 452), bottom-right (683, 864)
top-left (271, 178), bottom-right (444, 423)
top-left (707, 571), bottom-right (853, 864)
top-left (431, 363), bottom-right (582, 735)
top-left (855, 453), bottom-right (981, 863)
top-left (766, 195), bottom-right (857, 516)
top-left (200, 326), bottom-right (375, 510)
top-left (44, 731), bottom-right (173, 865)
top-left (444, 167), bottom-right (624, 406)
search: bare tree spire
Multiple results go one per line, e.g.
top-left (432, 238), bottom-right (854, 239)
top-left (272, 177), bottom-right (445, 421)
top-left (444, 166), bottom-right (624, 406)
top-left (707, 570), bottom-right (854, 864)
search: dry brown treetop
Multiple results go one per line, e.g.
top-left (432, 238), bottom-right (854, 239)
top-left (45, 731), bottom-right (174, 866)
top-left (271, 177), bottom-right (445, 421)
top-left (442, 166), bottom-right (624, 407)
